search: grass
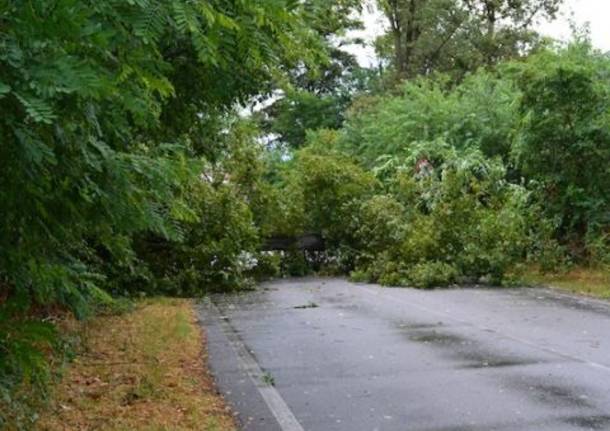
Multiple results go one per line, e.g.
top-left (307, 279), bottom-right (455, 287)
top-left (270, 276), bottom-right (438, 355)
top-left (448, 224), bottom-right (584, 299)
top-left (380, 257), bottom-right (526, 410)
top-left (261, 371), bottom-right (275, 386)
top-left (37, 298), bottom-right (236, 431)
top-left (522, 266), bottom-right (610, 299)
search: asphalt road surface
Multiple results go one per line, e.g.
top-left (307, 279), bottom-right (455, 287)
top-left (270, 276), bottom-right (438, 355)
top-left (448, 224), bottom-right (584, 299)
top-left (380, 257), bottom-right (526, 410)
top-left (198, 278), bottom-right (610, 431)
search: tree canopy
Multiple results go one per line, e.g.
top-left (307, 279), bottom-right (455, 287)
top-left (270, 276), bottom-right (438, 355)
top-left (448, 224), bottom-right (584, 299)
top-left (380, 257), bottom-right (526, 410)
top-left (375, 0), bottom-right (562, 80)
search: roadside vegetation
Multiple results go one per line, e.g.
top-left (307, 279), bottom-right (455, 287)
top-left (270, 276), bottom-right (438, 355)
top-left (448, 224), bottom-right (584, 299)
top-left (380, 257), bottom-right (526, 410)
top-left (270, 42), bottom-right (610, 290)
top-left (522, 267), bottom-right (610, 300)
top-left (37, 299), bottom-right (235, 431)
top-left (2, 0), bottom-right (610, 428)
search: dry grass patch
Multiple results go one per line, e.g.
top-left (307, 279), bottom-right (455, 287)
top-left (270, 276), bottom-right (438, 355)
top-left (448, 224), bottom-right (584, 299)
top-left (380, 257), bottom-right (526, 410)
top-left (37, 298), bottom-right (236, 431)
top-left (523, 266), bottom-right (610, 299)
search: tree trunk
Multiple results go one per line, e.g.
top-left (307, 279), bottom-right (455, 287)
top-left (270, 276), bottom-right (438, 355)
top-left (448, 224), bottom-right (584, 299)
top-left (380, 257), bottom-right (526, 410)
top-left (393, 28), bottom-right (406, 78)
top-left (484, 0), bottom-right (496, 65)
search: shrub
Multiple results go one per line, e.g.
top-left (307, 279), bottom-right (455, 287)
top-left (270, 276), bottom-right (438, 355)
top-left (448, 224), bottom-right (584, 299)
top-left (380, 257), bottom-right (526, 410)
top-left (249, 252), bottom-right (282, 281)
top-left (138, 178), bottom-right (260, 296)
top-left (352, 146), bottom-right (532, 286)
top-left (281, 250), bottom-right (311, 277)
top-left (511, 42), bottom-right (610, 260)
top-left (349, 269), bottom-right (372, 283)
top-left (279, 135), bottom-right (378, 249)
top-left (407, 262), bottom-right (459, 289)
top-left (339, 73), bottom-right (520, 166)
top-left (585, 233), bottom-right (610, 268)
top-left (355, 195), bottom-right (408, 255)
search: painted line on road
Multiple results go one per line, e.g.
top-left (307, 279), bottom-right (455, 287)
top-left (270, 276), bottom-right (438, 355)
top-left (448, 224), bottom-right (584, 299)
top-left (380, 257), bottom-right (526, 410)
top-left (207, 300), bottom-right (305, 431)
top-left (355, 283), bottom-right (610, 375)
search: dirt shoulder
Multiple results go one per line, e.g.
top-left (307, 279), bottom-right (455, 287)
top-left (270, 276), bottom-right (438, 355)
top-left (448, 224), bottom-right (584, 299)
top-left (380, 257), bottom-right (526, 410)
top-left (522, 266), bottom-right (610, 300)
top-left (37, 298), bottom-right (236, 431)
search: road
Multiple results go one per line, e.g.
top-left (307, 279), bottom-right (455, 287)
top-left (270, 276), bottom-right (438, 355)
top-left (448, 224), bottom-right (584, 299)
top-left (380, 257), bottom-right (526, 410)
top-left (198, 278), bottom-right (610, 431)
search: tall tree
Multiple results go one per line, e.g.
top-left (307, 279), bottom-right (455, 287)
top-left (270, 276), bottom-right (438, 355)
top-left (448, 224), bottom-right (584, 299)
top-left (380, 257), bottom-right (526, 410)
top-left (290, 0), bottom-right (365, 94)
top-left (376, 0), bottom-right (467, 79)
top-left (460, 0), bottom-right (562, 66)
top-left (512, 43), bottom-right (610, 255)
top-left (261, 0), bottom-right (372, 149)
top-left (376, 0), bottom-right (562, 80)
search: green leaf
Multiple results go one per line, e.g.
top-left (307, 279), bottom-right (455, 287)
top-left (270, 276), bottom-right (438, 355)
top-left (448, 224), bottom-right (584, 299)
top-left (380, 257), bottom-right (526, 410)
top-left (0, 82), bottom-right (11, 98)
top-left (15, 93), bottom-right (56, 124)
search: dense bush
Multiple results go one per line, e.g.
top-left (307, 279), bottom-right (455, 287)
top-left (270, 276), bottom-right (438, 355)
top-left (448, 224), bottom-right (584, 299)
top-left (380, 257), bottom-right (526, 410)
top-left (510, 43), bottom-right (610, 261)
top-left (135, 123), bottom-right (284, 295)
top-left (350, 144), bottom-right (533, 287)
top-left (278, 130), bottom-right (378, 248)
top-left (319, 41), bottom-right (610, 279)
top-left (340, 72), bottom-right (520, 166)
top-left (270, 134), bottom-right (533, 287)
top-left (248, 42), bottom-right (610, 290)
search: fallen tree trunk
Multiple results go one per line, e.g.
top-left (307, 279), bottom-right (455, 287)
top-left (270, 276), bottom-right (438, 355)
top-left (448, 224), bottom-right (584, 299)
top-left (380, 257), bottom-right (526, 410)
top-left (262, 234), bottom-right (325, 251)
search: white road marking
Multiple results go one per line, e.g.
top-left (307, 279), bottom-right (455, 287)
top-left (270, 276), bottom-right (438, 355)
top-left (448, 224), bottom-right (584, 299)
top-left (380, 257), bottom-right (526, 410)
top-left (208, 301), bottom-right (305, 431)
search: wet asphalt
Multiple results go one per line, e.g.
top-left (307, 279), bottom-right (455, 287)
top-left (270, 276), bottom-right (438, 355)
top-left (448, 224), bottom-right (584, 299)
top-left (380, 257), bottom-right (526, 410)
top-left (198, 278), bottom-right (610, 431)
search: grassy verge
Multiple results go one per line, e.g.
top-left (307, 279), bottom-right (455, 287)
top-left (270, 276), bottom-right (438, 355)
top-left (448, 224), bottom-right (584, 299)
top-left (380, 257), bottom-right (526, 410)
top-left (522, 266), bottom-right (610, 300)
top-left (37, 298), bottom-right (236, 431)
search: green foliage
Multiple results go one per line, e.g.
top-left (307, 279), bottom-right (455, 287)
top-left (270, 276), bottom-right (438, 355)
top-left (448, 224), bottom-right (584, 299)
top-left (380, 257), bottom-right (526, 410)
top-left (281, 250), bottom-right (313, 277)
top-left (349, 269), bottom-right (372, 283)
top-left (376, 0), bottom-right (562, 81)
top-left (122, 122), bottom-right (278, 296)
top-left (3, 0), bottom-right (610, 424)
top-left (350, 147), bottom-right (532, 287)
top-left (138, 177), bottom-right (260, 296)
top-left (287, 0), bottom-right (364, 94)
top-left (264, 90), bottom-right (349, 149)
top-left (407, 262), bottom-right (459, 289)
top-left (340, 72), bottom-right (520, 166)
top-left (355, 195), bottom-right (407, 256)
top-left (259, 0), bottom-right (371, 150)
top-left (0, 314), bottom-right (57, 429)
top-left (279, 132), bottom-right (378, 247)
top-left (0, 0), bottom-right (323, 426)
top-left (510, 42), bottom-right (610, 259)
top-left (270, 133), bottom-right (532, 287)
top-left (262, 41), bottom-right (610, 288)
top-left (248, 252), bottom-right (282, 281)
